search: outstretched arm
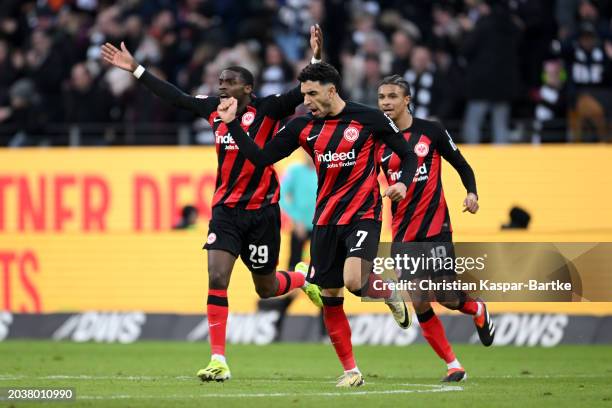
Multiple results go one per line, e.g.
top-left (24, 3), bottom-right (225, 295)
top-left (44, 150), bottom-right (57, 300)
top-left (218, 97), bottom-right (301, 166)
top-left (101, 42), bottom-right (210, 116)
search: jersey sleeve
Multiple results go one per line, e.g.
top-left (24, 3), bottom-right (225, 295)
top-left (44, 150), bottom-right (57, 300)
top-left (260, 84), bottom-right (303, 119)
top-left (226, 116), bottom-right (302, 166)
top-left (138, 69), bottom-right (218, 119)
top-left (370, 110), bottom-right (418, 187)
top-left (435, 123), bottom-right (478, 196)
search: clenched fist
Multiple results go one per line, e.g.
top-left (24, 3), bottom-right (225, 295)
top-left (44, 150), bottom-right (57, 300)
top-left (384, 182), bottom-right (407, 202)
top-left (217, 97), bottom-right (238, 123)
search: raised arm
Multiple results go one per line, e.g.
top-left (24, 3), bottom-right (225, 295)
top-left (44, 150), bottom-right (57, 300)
top-left (101, 42), bottom-right (211, 116)
top-left (218, 97), bottom-right (300, 166)
top-left (266, 24), bottom-right (324, 118)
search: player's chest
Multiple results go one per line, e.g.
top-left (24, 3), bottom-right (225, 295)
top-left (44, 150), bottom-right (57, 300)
top-left (213, 110), bottom-right (264, 153)
top-left (383, 132), bottom-right (435, 173)
top-left (305, 120), bottom-right (374, 156)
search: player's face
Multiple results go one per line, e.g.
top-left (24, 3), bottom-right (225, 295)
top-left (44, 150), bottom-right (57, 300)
top-left (218, 70), bottom-right (252, 101)
top-left (377, 84), bottom-right (410, 122)
top-left (301, 80), bottom-right (335, 118)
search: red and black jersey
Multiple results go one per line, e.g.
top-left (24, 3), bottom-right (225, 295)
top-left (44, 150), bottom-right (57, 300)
top-left (227, 101), bottom-right (419, 226)
top-left (138, 70), bottom-right (303, 209)
top-left (378, 117), bottom-right (477, 242)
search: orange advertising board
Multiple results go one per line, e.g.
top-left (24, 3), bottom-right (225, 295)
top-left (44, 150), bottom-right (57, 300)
top-left (0, 146), bottom-right (611, 314)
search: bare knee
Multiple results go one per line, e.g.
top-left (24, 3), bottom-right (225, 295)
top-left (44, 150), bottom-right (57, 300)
top-left (208, 264), bottom-right (231, 289)
top-left (207, 250), bottom-right (235, 289)
top-left (344, 276), bottom-right (362, 293)
top-left (343, 257), bottom-right (368, 294)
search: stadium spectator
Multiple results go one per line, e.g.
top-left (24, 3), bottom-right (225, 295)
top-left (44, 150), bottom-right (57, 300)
top-left (556, 22), bottom-right (612, 141)
top-left (1, 0), bottom-right (610, 145)
top-left (1, 78), bottom-right (47, 147)
top-left (273, 0), bottom-right (320, 63)
top-left (461, 0), bottom-right (521, 144)
top-left (389, 29), bottom-right (415, 75)
top-left (258, 43), bottom-right (295, 97)
top-left (532, 60), bottom-right (568, 143)
top-left (63, 62), bottom-right (115, 145)
top-left (403, 46), bottom-right (440, 120)
top-left (25, 28), bottom-right (66, 123)
top-left (431, 45), bottom-right (464, 125)
top-left (351, 53), bottom-right (384, 106)
top-left (0, 39), bottom-right (18, 104)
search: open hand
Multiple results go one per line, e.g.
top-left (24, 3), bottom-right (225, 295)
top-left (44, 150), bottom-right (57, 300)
top-left (101, 41), bottom-right (138, 72)
top-left (310, 24), bottom-right (323, 60)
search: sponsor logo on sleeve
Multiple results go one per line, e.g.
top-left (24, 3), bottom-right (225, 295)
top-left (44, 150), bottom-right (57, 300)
top-left (445, 130), bottom-right (458, 151)
top-left (383, 113), bottom-right (400, 133)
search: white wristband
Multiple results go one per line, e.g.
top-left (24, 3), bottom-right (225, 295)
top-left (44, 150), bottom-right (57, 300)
top-left (310, 57), bottom-right (322, 64)
top-left (133, 65), bottom-right (145, 79)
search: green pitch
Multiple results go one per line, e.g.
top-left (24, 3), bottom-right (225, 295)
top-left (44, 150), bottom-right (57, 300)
top-left (1, 341), bottom-right (611, 407)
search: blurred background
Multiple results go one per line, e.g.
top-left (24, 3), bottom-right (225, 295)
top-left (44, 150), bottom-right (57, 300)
top-left (0, 0), bottom-right (611, 345)
top-left (0, 0), bottom-right (611, 146)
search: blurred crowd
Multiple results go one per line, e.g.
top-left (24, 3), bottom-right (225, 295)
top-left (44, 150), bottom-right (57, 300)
top-left (0, 0), bottom-right (611, 146)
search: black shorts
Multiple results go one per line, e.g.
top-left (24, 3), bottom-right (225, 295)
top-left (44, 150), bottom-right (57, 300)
top-left (307, 219), bottom-right (381, 289)
top-left (204, 204), bottom-right (280, 275)
top-left (392, 232), bottom-right (456, 280)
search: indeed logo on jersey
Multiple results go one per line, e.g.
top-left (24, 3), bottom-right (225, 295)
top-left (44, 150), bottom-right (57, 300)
top-left (215, 131), bottom-right (239, 150)
top-left (315, 149), bottom-right (356, 168)
top-left (388, 163), bottom-right (428, 182)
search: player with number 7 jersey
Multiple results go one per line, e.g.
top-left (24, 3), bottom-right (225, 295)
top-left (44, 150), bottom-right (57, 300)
top-left (217, 62), bottom-right (420, 387)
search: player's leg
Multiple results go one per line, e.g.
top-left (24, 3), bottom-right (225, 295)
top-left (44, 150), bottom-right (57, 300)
top-left (197, 249), bottom-right (237, 382)
top-left (427, 235), bottom-right (495, 346)
top-left (288, 228), bottom-right (306, 270)
top-left (309, 225), bottom-right (363, 387)
top-left (412, 295), bottom-right (466, 382)
top-left (321, 287), bottom-right (364, 387)
top-left (342, 220), bottom-right (388, 298)
top-left (343, 221), bottom-right (411, 329)
top-left (198, 206), bottom-right (243, 382)
top-left (242, 204), bottom-right (321, 306)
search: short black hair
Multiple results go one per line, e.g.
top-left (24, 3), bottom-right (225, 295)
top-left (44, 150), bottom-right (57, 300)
top-left (297, 62), bottom-right (341, 89)
top-left (224, 66), bottom-right (254, 86)
top-left (379, 74), bottom-right (411, 96)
